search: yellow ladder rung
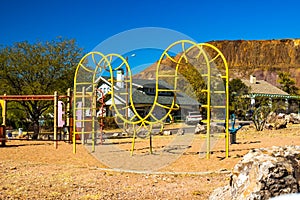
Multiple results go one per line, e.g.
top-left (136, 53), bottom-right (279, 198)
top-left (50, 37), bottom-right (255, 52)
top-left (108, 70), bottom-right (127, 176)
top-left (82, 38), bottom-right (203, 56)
top-left (200, 105), bottom-right (225, 109)
top-left (74, 119), bottom-right (93, 122)
top-left (211, 106), bottom-right (226, 108)
top-left (213, 91), bottom-right (225, 94)
top-left (75, 94), bottom-right (93, 96)
top-left (157, 89), bottom-right (179, 92)
top-left (74, 131), bottom-right (94, 134)
top-left (120, 105), bottom-right (131, 110)
top-left (76, 82), bottom-right (94, 85)
top-left (211, 119), bottom-right (226, 123)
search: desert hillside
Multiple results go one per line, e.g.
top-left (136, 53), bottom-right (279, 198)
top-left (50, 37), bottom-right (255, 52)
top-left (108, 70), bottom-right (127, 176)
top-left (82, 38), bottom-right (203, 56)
top-left (135, 39), bottom-right (300, 88)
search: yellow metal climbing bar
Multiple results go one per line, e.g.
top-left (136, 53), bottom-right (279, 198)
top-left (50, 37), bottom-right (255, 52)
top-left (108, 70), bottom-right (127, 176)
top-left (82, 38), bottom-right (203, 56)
top-left (73, 40), bottom-right (229, 159)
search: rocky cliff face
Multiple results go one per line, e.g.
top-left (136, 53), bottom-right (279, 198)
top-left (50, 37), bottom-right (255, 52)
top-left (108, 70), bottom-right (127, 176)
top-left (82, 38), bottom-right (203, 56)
top-left (208, 39), bottom-right (300, 87)
top-left (135, 39), bottom-right (300, 88)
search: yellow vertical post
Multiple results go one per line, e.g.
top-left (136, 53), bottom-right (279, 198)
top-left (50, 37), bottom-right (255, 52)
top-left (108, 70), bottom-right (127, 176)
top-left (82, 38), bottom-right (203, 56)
top-left (0, 97), bottom-right (6, 147)
top-left (125, 57), bottom-right (129, 130)
top-left (54, 91), bottom-right (58, 148)
top-left (225, 64), bottom-right (230, 158)
top-left (73, 110), bottom-right (76, 154)
top-left (81, 87), bottom-right (86, 145)
top-left (1, 95), bottom-right (6, 125)
top-left (92, 88), bottom-right (96, 152)
top-left (206, 60), bottom-right (211, 159)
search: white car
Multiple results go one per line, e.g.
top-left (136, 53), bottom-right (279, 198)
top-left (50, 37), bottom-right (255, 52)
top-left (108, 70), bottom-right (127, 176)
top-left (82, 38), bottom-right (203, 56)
top-left (185, 112), bottom-right (202, 125)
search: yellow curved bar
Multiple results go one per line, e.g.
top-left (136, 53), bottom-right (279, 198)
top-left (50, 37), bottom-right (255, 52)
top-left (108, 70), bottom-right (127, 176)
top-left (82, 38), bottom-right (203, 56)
top-left (73, 40), bottom-right (229, 158)
top-left (73, 51), bottom-right (110, 153)
top-left (199, 43), bottom-right (229, 158)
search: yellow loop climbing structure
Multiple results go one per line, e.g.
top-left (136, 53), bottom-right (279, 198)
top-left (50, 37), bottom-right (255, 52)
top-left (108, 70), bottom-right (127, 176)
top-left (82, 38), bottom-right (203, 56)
top-left (73, 40), bottom-right (229, 158)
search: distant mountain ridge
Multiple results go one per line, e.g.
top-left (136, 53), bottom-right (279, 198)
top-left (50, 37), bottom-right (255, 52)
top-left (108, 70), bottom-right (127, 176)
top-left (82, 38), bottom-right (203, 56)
top-left (134, 39), bottom-right (300, 88)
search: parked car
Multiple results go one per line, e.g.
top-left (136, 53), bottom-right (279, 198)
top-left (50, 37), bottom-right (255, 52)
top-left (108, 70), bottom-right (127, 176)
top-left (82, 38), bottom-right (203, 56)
top-left (185, 111), bottom-right (202, 125)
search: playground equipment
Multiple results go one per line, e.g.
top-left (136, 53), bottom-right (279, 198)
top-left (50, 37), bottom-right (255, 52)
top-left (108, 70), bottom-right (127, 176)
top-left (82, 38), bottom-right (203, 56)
top-left (0, 100), bottom-right (6, 146)
top-left (73, 39), bottom-right (229, 158)
top-left (97, 88), bottom-right (106, 144)
top-left (0, 89), bottom-right (72, 147)
top-left (228, 114), bottom-right (250, 144)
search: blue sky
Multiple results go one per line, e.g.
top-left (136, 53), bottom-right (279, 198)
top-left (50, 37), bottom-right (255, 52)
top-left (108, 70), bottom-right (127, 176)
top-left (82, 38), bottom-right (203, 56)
top-left (1, 0), bottom-right (299, 52)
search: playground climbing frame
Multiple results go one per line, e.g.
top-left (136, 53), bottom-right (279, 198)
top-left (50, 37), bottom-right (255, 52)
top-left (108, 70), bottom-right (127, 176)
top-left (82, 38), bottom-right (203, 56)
top-left (73, 40), bottom-right (229, 158)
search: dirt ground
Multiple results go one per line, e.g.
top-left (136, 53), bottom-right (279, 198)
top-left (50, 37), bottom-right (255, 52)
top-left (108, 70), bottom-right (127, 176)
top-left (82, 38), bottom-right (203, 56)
top-left (1, 124), bottom-right (300, 199)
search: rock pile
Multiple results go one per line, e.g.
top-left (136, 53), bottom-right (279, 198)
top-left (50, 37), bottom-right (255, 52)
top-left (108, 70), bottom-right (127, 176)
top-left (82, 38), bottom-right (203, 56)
top-left (194, 123), bottom-right (224, 134)
top-left (265, 112), bottom-right (287, 130)
top-left (209, 146), bottom-right (300, 200)
top-left (288, 113), bottom-right (300, 124)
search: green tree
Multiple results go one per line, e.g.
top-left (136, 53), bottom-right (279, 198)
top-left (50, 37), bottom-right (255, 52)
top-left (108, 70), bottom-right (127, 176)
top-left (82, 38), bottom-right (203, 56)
top-left (277, 72), bottom-right (299, 95)
top-left (178, 62), bottom-right (207, 104)
top-left (229, 78), bottom-right (250, 118)
top-left (0, 38), bottom-right (83, 139)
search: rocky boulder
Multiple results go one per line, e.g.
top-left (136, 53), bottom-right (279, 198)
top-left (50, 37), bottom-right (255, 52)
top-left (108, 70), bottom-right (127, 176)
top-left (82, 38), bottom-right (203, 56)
top-left (288, 113), bottom-right (300, 124)
top-left (209, 146), bottom-right (300, 200)
top-left (194, 123), bottom-right (206, 134)
top-left (265, 113), bottom-right (287, 130)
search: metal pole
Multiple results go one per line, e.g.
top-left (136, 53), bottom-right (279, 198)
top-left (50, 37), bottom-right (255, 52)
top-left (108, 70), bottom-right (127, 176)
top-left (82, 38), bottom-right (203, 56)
top-left (81, 87), bottom-right (85, 145)
top-left (225, 72), bottom-right (230, 158)
top-left (99, 89), bottom-right (105, 145)
top-left (206, 65), bottom-right (211, 159)
top-left (1, 95), bottom-right (7, 146)
top-left (125, 57), bottom-right (129, 130)
top-left (2, 94), bottom-right (6, 125)
top-left (54, 91), bottom-right (58, 148)
top-left (92, 89), bottom-right (96, 152)
top-left (66, 88), bottom-right (71, 142)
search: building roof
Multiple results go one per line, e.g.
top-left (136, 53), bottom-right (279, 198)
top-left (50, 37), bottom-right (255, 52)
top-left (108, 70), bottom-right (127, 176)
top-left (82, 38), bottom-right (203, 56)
top-left (120, 88), bottom-right (200, 106)
top-left (241, 78), bottom-right (289, 97)
top-left (105, 78), bottom-right (200, 106)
